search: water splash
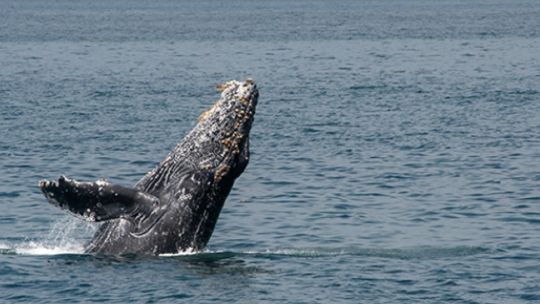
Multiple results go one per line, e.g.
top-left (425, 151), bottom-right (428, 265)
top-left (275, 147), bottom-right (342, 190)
top-left (6, 217), bottom-right (96, 256)
top-left (13, 241), bottom-right (84, 255)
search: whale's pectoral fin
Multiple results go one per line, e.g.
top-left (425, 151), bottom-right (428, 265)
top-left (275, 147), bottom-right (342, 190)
top-left (39, 176), bottom-right (159, 222)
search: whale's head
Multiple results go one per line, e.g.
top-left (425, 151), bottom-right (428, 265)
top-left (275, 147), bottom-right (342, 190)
top-left (195, 79), bottom-right (258, 185)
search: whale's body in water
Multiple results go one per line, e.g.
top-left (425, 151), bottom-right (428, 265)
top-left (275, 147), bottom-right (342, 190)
top-left (39, 80), bottom-right (259, 255)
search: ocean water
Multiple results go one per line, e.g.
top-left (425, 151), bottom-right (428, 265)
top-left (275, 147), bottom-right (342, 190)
top-left (1, 0), bottom-right (540, 302)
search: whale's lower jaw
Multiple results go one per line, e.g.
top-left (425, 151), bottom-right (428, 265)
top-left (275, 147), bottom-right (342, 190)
top-left (41, 80), bottom-right (259, 256)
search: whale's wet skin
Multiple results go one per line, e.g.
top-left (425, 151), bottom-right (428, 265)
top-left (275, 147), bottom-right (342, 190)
top-left (39, 80), bottom-right (258, 255)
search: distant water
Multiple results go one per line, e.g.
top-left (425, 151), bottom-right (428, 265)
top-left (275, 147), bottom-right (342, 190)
top-left (1, 0), bottom-right (539, 303)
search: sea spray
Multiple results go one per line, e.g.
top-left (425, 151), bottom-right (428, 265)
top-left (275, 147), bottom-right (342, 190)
top-left (15, 217), bottom-right (97, 255)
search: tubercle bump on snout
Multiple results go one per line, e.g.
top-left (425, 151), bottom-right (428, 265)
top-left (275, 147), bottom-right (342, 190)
top-left (212, 81), bottom-right (257, 181)
top-left (201, 80), bottom-right (256, 124)
top-left (194, 80), bottom-right (257, 182)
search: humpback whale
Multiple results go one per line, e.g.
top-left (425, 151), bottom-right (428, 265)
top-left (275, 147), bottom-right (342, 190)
top-left (39, 79), bottom-right (258, 255)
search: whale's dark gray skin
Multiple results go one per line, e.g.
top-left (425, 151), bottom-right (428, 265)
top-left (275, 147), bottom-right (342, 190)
top-left (39, 80), bottom-right (258, 255)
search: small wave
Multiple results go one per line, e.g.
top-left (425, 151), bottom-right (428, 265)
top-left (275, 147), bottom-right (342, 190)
top-left (1, 243), bottom-right (487, 260)
top-left (225, 246), bottom-right (488, 260)
top-left (157, 248), bottom-right (337, 259)
top-left (242, 248), bottom-right (346, 258)
top-left (159, 246), bottom-right (487, 261)
top-left (0, 242), bottom-right (9, 249)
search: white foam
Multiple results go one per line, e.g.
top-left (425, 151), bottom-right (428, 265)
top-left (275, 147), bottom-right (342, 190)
top-left (14, 241), bottom-right (84, 255)
top-left (159, 248), bottom-right (198, 257)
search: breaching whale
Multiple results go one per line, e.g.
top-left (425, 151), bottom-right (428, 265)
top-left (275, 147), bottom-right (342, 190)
top-left (39, 79), bottom-right (258, 255)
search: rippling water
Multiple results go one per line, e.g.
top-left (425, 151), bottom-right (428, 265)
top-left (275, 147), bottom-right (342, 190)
top-left (1, 0), bottom-right (539, 303)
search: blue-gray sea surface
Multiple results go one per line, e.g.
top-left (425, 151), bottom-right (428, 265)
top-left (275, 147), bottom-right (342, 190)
top-left (1, 0), bottom-right (540, 303)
